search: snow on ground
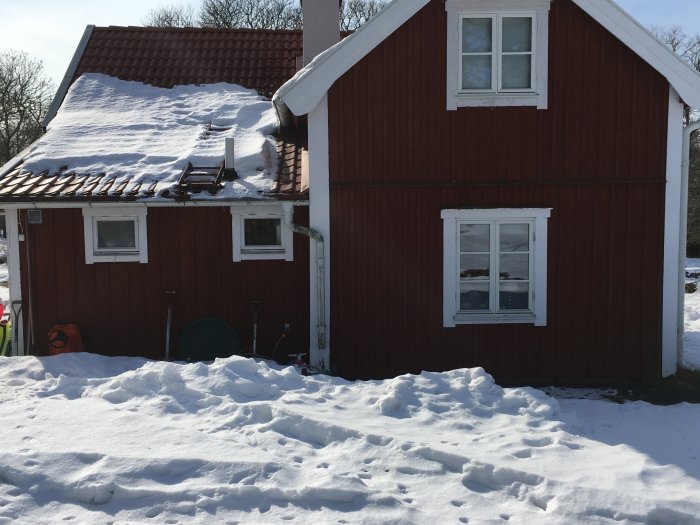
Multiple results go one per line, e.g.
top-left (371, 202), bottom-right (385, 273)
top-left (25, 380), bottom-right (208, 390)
top-left (684, 258), bottom-right (700, 370)
top-left (2, 354), bottom-right (700, 524)
top-left (21, 74), bottom-right (279, 200)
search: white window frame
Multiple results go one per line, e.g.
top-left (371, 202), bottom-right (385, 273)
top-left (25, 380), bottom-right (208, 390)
top-left (445, 0), bottom-right (550, 110)
top-left (231, 204), bottom-right (294, 262)
top-left (441, 208), bottom-right (551, 327)
top-left (82, 207), bottom-right (148, 264)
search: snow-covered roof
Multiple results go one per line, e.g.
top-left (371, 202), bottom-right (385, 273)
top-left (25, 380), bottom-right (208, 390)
top-left (1, 74), bottom-right (303, 203)
top-left (275, 0), bottom-right (700, 115)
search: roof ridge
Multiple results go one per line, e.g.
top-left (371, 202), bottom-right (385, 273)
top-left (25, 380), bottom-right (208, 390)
top-left (94, 26), bottom-right (304, 35)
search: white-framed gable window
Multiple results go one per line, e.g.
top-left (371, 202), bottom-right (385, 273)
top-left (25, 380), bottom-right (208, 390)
top-left (441, 208), bottom-right (551, 326)
top-left (446, 0), bottom-right (550, 110)
top-left (231, 204), bottom-right (293, 262)
top-left (82, 207), bottom-right (148, 264)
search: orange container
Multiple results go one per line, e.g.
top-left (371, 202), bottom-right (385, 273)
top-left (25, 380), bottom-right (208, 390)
top-left (48, 324), bottom-right (84, 355)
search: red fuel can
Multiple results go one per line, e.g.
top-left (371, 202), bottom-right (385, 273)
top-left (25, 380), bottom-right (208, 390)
top-left (48, 324), bottom-right (84, 355)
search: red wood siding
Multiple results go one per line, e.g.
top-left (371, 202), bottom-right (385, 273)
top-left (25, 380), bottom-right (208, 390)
top-left (327, 0), bottom-right (669, 382)
top-left (19, 206), bottom-right (309, 361)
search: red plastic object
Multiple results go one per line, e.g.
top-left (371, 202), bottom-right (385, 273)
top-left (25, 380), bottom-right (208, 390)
top-left (48, 324), bottom-right (84, 355)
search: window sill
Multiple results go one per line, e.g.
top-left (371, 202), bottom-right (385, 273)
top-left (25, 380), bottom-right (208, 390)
top-left (88, 253), bottom-right (143, 263)
top-left (447, 93), bottom-right (545, 110)
top-left (451, 313), bottom-right (538, 325)
top-left (238, 249), bottom-right (289, 261)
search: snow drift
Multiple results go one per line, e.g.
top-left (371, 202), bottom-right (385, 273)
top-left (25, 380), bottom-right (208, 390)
top-left (1, 354), bottom-right (700, 524)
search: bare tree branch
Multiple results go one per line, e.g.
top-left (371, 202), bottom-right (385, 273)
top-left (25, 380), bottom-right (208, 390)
top-left (340, 0), bottom-right (387, 31)
top-left (0, 50), bottom-right (54, 165)
top-left (198, 0), bottom-right (301, 30)
top-left (143, 4), bottom-right (198, 27)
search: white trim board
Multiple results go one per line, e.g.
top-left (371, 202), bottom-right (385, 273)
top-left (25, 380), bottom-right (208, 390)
top-left (274, 0), bottom-right (700, 116)
top-left (5, 210), bottom-right (25, 356)
top-left (307, 95), bottom-right (331, 370)
top-left (662, 87), bottom-right (683, 377)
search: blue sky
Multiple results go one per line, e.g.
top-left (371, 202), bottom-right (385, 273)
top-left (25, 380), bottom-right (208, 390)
top-left (2, 0), bottom-right (700, 86)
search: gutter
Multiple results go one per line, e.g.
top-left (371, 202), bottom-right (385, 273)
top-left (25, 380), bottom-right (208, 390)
top-left (679, 120), bottom-right (700, 366)
top-left (283, 203), bottom-right (326, 351)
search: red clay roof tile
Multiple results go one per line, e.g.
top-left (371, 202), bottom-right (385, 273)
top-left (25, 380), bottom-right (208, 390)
top-left (73, 26), bottom-right (304, 98)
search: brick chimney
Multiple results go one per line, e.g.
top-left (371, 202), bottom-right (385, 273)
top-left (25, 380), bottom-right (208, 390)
top-left (301, 0), bottom-right (341, 66)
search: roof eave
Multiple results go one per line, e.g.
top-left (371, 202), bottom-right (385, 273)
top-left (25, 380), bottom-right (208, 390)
top-left (571, 0), bottom-right (700, 108)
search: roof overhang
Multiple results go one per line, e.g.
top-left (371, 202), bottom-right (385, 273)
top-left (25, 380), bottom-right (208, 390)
top-left (274, 0), bottom-right (700, 116)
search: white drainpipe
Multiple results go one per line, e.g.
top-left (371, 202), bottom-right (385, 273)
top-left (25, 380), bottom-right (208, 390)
top-left (679, 120), bottom-right (700, 365)
top-left (283, 204), bottom-right (326, 351)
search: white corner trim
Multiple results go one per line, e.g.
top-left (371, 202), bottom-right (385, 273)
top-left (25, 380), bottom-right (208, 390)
top-left (82, 207), bottom-right (148, 264)
top-left (5, 210), bottom-right (25, 356)
top-left (662, 87), bottom-right (683, 377)
top-left (571, 0), bottom-right (700, 108)
top-left (308, 95), bottom-right (331, 369)
top-left (230, 204), bottom-right (294, 262)
top-left (274, 0), bottom-right (431, 116)
top-left (441, 208), bottom-right (551, 327)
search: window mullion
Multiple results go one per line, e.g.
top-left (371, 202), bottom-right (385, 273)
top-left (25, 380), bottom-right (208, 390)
top-left (531, 15), bottom-right (536, 90)
top-left (494, 14), bottom-right (501, 93)
top-left (491, 221), bottom-right (498, 313)
top-left (530, 220), bottom-right (535, 311)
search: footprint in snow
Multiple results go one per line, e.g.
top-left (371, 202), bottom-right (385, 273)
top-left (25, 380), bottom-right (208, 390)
top-left (521, 436), bottom-right (553, 448)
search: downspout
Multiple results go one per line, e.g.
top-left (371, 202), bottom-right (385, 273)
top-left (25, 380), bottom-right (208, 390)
top-left (679, 120), bottom-right (700, 365)
top-left (283, 204), bottom-right (326, 351)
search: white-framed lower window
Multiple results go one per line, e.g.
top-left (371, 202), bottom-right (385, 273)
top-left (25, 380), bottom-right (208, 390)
top-left (82, 207), bottom-right (148, 264)
top-left (445, 0), bottom-right (550, 110)
top-left (441, 208), bottom-right (551, 326)
top-left (231, 204), bottom-right (293, 262)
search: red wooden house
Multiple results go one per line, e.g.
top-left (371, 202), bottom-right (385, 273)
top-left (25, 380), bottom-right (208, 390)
top-left (274, 0), bottom-right (700, 383)
top-left (3, 0), bottom-right (700, 384)
top-left (0, 26), bottom-right (312, 363)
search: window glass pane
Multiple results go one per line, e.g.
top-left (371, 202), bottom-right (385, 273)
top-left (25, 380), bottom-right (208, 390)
top-left (460, 224), bottom-right (489, 252)
top-left (244, 218), bottom-right (281, 247)
top-left (460, 282), bottom-right (490, 311)
top-left (502, 55), bottom-right (532, 89)
top-left (500, 223), bottom-right (529, 252)
top-left (502, 17), bottom-right (532, 52)
top-left (96, 220), bottom-right (136, 250)
top-left (460, 254), bottom-right (490, 280)
top-left (499, 282), bottom-right (529, 310)
top-left (462, 55), bottom-right (492, 90)
top-left (462, 18), bottom-right (492, 53)
top-left (499, 253), bottom-right (529, 281)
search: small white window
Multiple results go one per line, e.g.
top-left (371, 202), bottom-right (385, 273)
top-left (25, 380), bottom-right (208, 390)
top-left (441, 208), bottom-right (550, 326)
top-left (231, 205), bottom-right (293, 261)
top-left (82, 208), bottom-right (148, 264)
top-left (460, 14), bottom-right (535, 93)
top-left (445, 0), bottom-right (550, 109)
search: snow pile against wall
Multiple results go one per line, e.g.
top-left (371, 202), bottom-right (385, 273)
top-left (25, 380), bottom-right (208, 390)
top-left (2, 353), bottom-right (700, 524)
top-left (22, 74), bottom-right (279, 200)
